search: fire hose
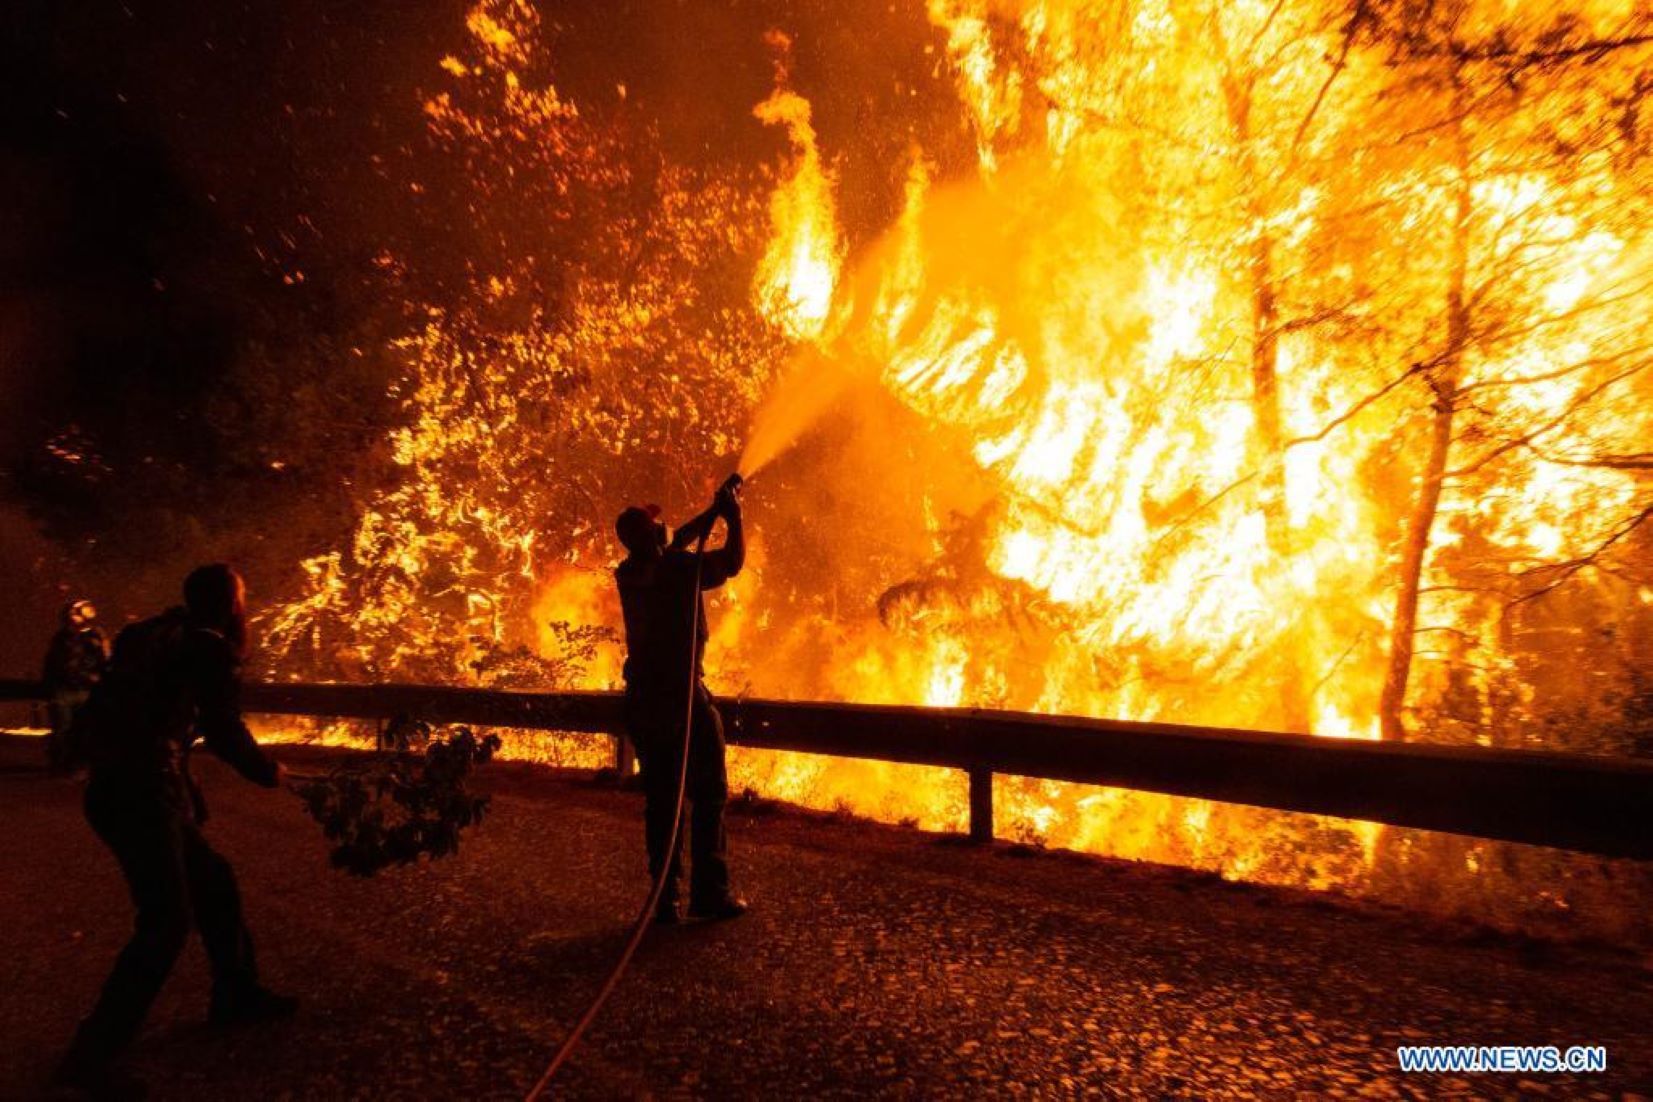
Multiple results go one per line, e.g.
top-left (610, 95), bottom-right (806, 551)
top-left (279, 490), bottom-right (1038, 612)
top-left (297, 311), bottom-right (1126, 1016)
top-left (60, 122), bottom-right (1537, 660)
top-left (525, 476), bottom-right (738, 1097)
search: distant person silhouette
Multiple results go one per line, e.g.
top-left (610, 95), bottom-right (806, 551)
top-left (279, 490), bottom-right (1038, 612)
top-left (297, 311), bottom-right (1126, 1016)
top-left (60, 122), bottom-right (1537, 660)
top-left (54, 565), bottom-right (295, 1098)
top-left (614, 478), bottom-right (748, 923)
top-left (41, 599), bottom-right (109, 771)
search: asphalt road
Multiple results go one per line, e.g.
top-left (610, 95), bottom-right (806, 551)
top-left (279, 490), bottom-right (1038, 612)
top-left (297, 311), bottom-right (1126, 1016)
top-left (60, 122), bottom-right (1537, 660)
top-left (2, 735), bottom-right (1650, 1099)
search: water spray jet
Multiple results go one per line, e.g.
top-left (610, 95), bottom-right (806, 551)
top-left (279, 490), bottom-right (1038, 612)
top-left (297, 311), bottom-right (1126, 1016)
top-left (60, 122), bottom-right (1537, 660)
top-left (737, 346), bottom-right (855, 478)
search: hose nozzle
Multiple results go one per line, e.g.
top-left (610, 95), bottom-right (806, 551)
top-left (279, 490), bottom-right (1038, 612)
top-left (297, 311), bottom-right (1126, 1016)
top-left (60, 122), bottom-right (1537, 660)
top-left (719, 472), bottom-right (744, 495)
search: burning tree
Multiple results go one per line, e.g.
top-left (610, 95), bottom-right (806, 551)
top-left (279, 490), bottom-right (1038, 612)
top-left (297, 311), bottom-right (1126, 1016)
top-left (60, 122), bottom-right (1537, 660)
top-left (1354, 1), bottom-right (1653, 750)
top-left (264, 0), bottom-right (790, 689)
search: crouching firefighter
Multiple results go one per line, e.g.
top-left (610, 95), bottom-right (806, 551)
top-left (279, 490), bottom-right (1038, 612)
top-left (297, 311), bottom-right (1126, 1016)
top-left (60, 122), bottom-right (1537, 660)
top-left (614, 476), bottom-right (748, 924)
top-left (54, 564), bottom-right (295, 1097)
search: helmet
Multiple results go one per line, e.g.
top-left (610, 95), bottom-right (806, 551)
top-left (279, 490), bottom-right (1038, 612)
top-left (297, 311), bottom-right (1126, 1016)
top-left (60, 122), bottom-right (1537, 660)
top-left (615, 503), bottom-right (665, 555)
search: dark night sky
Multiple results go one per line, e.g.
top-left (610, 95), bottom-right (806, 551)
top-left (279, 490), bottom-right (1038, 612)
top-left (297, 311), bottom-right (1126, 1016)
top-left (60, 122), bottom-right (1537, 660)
top-left (0, 0), bottom-right (964, 675)
top-left (1, 0), bottom-right (452, 673)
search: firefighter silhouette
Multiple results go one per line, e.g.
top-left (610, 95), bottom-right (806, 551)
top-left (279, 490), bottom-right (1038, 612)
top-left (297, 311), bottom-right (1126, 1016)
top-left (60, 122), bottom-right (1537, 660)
top-left (54, 566), bottom-right (296, 1097)
top-left (41, 599), bottom-right (109, 770)
top-left (613, 478), bottom-right (749, 923)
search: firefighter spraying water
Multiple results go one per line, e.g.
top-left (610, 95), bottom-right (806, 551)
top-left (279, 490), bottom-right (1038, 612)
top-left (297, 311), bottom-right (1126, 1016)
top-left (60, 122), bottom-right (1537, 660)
top-left (526, 473), bottom-right (752, 1095)
top-left (613, 472), bottom-right (749, 924)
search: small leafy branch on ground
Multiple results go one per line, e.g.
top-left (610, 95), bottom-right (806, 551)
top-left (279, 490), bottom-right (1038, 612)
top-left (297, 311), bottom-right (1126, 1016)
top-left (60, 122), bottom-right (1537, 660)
top-left (291, 717), bottom-right (503, 876)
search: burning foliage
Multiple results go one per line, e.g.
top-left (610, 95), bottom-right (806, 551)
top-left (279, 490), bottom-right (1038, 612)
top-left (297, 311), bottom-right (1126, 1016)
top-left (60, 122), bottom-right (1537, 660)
top-left (259, 0), bottom-right (1653, 940)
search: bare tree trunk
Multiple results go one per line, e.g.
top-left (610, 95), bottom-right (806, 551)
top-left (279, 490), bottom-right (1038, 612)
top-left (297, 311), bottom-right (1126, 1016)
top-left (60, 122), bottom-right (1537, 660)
top-left (1218, 55), bottom-right (1292, 553)
top-left (1220, 49), bottom-right (1310, 732)
top-left (1380, 74), bottom-right (1471, 742)
top-left (1249, 229), bottom-right (1314, 732)
top-left (1248, 235), bottom-right (1289, 547)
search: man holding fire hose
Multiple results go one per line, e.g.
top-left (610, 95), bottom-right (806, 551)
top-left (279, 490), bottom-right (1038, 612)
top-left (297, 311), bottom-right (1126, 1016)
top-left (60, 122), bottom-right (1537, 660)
top-left (613, 475), bottom-right (748, 924)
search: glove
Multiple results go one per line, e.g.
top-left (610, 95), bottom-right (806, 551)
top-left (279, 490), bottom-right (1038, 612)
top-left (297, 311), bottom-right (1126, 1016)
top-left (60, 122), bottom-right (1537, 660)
top-left (714, 473), bottom-right (743, 518)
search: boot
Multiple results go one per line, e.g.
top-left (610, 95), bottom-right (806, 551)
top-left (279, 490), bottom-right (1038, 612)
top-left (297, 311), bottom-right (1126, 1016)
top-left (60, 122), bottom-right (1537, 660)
top-left (654, 879), bottom-right (683, 924)
top-left (687, 894), bottom-right (749, 921)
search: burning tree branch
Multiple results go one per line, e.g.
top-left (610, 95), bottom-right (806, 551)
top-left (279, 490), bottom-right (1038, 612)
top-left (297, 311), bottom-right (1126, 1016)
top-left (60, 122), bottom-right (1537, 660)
top-left (1510, 501), bottom-right (1653, 607)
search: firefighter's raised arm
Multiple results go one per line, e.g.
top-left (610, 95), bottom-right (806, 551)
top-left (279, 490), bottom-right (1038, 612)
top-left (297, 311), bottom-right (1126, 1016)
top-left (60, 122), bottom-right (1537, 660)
top-left (668, 502), bottom-right (720, 551)
top-left (708, 480), bottom-right (744, 581)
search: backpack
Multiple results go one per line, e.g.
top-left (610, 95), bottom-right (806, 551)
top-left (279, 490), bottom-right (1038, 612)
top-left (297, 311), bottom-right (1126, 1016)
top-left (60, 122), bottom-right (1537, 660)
top-left (54, 611), bottom-right (188, 773)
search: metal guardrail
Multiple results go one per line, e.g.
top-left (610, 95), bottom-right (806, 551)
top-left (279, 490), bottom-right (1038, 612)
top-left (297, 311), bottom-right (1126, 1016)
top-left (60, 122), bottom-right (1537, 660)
top-left (4, 677), bottom-right (1650, 859)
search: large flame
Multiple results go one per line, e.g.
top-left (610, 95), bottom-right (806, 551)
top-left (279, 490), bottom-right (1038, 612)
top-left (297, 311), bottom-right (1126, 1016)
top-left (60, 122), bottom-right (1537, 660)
top-left (266, 0), bottom-right (1653, 938)
top-left (750, 31), bottom-right (845, 346)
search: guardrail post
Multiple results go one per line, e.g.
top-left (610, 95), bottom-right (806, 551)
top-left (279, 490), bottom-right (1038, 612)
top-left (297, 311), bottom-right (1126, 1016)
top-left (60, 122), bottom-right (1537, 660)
top-left (968, 767), bottom-right (993, 843)
top-left (614, 733), bottom-right (636, 777)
